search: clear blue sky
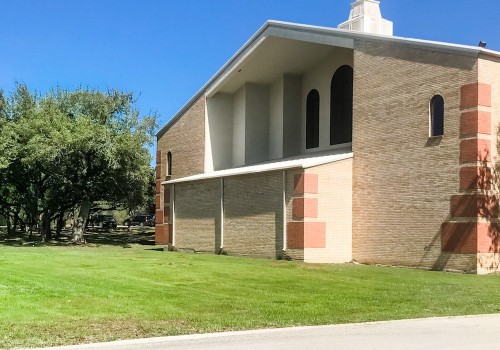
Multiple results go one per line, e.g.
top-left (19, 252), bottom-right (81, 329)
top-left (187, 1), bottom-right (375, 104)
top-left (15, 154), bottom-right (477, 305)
top-left (1, 0), bottom-right (499, 135)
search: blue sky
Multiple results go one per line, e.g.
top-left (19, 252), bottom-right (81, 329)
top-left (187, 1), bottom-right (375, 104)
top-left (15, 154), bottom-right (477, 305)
top-left (1, 0), bottom-right (499, 137)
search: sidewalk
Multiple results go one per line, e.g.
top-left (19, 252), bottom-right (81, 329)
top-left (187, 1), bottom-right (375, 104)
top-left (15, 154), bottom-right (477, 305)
top-left (32, 314), bottom-right (500, 350)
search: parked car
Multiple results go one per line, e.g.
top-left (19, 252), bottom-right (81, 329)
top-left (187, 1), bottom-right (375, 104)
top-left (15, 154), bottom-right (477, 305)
top-left (124, 215), bottom-right (155, 227)
top-left (88, 214), bottom-right (117, 229)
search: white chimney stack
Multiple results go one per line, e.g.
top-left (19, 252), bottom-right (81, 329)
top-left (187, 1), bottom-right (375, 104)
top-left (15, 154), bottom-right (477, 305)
top-left (338, 0), bottom-right (393, 36)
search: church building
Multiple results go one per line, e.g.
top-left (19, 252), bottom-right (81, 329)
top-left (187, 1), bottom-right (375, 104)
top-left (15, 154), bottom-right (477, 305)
top-left (155, 0), bottom-right (500, 274)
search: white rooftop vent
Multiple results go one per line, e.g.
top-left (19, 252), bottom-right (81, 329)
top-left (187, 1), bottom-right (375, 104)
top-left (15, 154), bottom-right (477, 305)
top-left (338, 0), bottom-right (393, 36)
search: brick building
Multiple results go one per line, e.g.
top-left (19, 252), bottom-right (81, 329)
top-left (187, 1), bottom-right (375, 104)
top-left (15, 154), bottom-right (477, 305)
top-left (155, 0), bottom-right (500, 274)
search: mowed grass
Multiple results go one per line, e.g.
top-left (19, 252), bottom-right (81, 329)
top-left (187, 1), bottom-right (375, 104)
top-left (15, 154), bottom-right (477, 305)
top-left (1, 245), bottom-right (500, 349)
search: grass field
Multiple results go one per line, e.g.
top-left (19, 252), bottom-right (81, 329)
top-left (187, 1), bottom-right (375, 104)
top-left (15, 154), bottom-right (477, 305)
top-left (1, 242), bottom-right (500, 349)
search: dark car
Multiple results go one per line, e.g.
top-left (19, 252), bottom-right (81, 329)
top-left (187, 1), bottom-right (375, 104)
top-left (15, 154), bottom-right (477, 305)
top-left (124, 215), bottom-right (155, 227)
top-left (88, 214), bottom-right (117, 229)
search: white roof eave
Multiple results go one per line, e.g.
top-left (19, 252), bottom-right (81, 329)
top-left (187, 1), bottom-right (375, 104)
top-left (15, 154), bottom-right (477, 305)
top-left (163, 151), bottom-right (354, 185)
top-left (157, 20), bottom-right (500, 138)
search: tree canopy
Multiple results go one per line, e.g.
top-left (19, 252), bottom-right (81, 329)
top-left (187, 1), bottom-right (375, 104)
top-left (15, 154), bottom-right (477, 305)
top-left (0, 84), bottom-right (157, 242)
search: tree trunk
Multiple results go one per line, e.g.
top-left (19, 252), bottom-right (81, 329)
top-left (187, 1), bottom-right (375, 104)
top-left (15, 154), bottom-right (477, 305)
top-left (12, 214), bottom-right (18, 236)
top-left (29, 205), bottom-right (38, 239)
top-left (55, 213), bottom-right (64, 239)
top-left (6, 216), bottom-right (12, 237)
top-left (72, 200), bottom-right (91, 244)
top-left (40, 209), bottom-right (52, 242)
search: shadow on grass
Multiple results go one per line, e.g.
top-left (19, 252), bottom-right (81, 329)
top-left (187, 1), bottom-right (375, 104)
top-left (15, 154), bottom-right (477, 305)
top-left (145, 248), bottom-right (166, 252)
top-left (0, 227), bottom-right (155, 247)
top-left (88, 229), bottom-right (156, 247)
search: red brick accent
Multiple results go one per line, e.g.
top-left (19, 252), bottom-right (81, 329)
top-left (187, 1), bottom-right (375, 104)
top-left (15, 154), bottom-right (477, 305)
top-left (292, 198), bottom-right (318, 219)
top-left (164, 188), bottom-right (171, 204)
top-left (155, 165), bottom-right (162, 180)
top-left (155, 194), bottom-right (161, 209)
top-left (460, 138), bottom-right (491, 163)
top-left (155, 224), bottom-right (170, 244)
top-left (461, 82), bottom-right (492, 109)
top-left (155, 179), bottom-right (162, 194)
top-left (442, 222), bottom-right (500, 254)
top-left (294, 174), bottom-right (319, 195)
top-left (155, 209), bottom-right (164, 224)
top-left (287, 222), bottom-right (326, 249)
top-left (287, 222), bottom-right (305, 249)
top-left (460, 166), bottom-right (491, 191)
top-left (304, 222), bottom-right (326, 248)
top-left (442, 222), bottom-right (478, 253)
top-left (477, 83), bottom-right (492, 107)
top-left (460, 110), bottom-right (491, 135)
top-left (477, 223), bottom-right (500, 253)
top-left (450, 194), bottom-right (498, 218)
top-left (156, 149), bottom-right (162, 165)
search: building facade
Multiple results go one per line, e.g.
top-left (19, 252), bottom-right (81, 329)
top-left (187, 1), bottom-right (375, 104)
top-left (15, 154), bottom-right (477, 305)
top-left (155, 1), bottom-right (500, 274)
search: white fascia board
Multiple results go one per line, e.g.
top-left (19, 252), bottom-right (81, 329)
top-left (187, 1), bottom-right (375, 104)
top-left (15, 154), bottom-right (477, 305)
top-left (266, 26), bottom-right (354, 48)
top-left (479, 49), bottom-right (500, 60)
top-left (163, 152), bottom-right (353, 185)
top-left (266, 20), bottom-right (490, 57)
top-left (267, 21), bottom-right (355, 48)
top-left (157, 20), bottom-right (500, 138)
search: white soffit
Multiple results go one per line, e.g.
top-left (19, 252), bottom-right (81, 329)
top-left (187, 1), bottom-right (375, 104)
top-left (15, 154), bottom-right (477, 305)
top-left (266, 26), bottom-right (354, 48)
top-left (164, 150), bottom-right (353, 185)
top-left (210, 37), bottom-right (341, 95)
top-left (206, 32), bottom-right (353, 96)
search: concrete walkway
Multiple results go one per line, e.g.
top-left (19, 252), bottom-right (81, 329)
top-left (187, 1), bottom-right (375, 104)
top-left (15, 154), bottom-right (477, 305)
top-left (33, 314), bottom-right (500, 350)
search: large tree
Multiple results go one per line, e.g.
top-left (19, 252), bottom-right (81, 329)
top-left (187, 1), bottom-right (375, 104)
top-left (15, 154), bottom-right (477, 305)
top-left (0, 84), bottom-right (156, 243)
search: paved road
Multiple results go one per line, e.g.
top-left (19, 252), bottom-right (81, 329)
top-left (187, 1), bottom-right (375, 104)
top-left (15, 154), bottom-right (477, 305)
top-left (34, 314), bottom-right (500, 350)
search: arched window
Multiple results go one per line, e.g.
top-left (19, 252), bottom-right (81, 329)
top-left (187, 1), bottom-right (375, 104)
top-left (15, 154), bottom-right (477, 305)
top-left (430, 95), bottom-right (444, 137)
top-left (306, 89), bottom-right (320, 149)
top-left (167, 151), bottom-right (172, 177)
top-left (330, 65), bottom-right (353, 145)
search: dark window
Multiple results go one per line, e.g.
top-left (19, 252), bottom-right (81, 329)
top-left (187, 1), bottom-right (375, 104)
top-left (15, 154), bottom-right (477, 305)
top-left (330, 65), bottom-right (353, 145)
top-left (306, 89), bottom-right (320, 149)
top-left (430, 95), bottom-right (444, 137)
top-left (167, 151), bottom-right (172, 176)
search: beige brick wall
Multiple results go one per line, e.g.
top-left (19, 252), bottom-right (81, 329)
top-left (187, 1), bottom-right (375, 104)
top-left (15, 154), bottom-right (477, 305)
top-left (478, 56), bottom-right (500, 273)
top-left (479, 56), bottom-right (500, 167)
top-left (156, 97), bottom-right (206, 236)
top-left (352, 40), bottom-right (478, 271)
top-left (157, 97), bottom-right (206, 181)
top-left (174, 179), bottom-right (220, 253)
top-left (304, 159), bottom-right (353, 263)
top-left (223, 172), bottom-right (284, 259)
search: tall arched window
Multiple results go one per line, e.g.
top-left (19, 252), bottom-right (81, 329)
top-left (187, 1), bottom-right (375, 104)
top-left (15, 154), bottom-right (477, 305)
top-left (330, 65), bottom-right (353, 145)
top-left (430, 95), bottom-right (444, 137)
top-left (167, 151), bottom-right (172, 177)
top-left (306, 89), bottom-right (320, 149)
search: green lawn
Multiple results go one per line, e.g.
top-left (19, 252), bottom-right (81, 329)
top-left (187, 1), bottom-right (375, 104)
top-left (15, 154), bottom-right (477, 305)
top-left (1, 244), bottom-right (500, 349)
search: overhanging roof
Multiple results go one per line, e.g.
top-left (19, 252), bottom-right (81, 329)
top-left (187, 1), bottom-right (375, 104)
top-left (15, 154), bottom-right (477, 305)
top-left (164, 148), bottom-right (353, 184)
top-left (207, 37), bottom-right (344, 95)
top-left (157, 20), bottom-right (500, 138)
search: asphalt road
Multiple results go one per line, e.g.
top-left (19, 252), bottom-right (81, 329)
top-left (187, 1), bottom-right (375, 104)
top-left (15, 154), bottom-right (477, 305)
top-left (33, 314), bottom-right (500, 350)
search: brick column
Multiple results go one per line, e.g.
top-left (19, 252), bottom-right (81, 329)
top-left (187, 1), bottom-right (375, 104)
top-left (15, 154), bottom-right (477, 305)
top-left (155, 149), bottom-right (171, 245)
top-left (287, 173), bottom-right (326, 250)
top-left (442, 82), bottom-right (498, 265)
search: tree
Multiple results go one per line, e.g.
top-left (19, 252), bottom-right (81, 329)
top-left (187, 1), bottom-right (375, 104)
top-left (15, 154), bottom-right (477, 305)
top-left (0, 84), bottom-right (156, 243)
